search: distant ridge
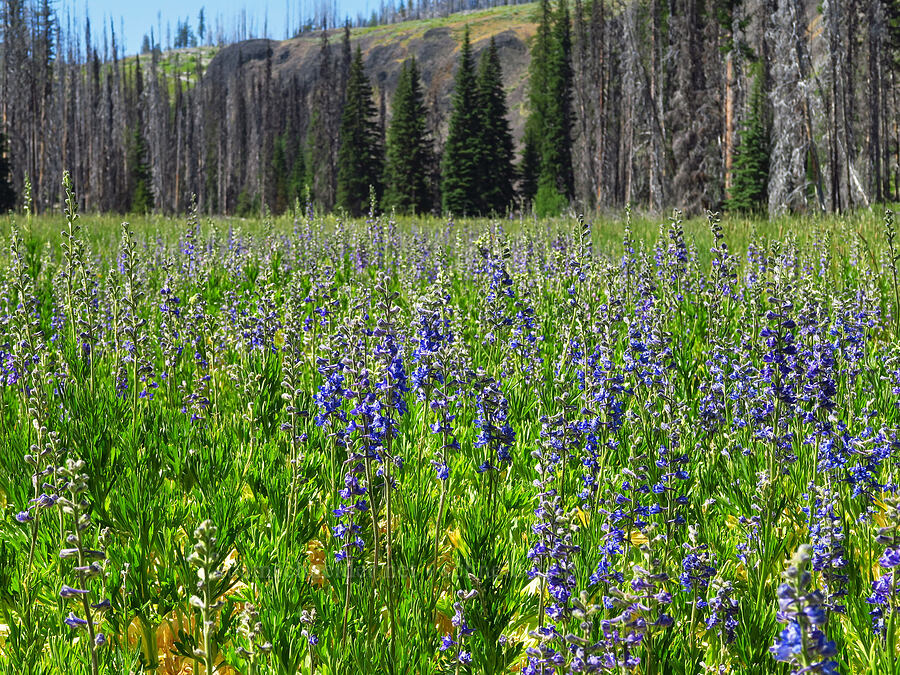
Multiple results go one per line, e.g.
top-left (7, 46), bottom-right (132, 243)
top-left (203, 4), bottom-right (538, 146)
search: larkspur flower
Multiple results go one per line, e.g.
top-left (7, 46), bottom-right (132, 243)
top-left (705, 579), bottom-right (740, 644)
top-left (472, 370), bottom-right (515, 472)
top-left (803, 486), bottom-right (848, 613)
top-left (868, 494), bottom-right (900, 639)
top-left (440, 588), bottom-right (477, 669)
top-left (333, 461), bottom-right (368, 562)
top-left (771, 545), bottom-right (840, 674)
top-left (55, 457), bottom-right (109, 675)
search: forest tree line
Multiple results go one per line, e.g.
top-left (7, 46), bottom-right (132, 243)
top-left (1, 0), bottom-right (899, 218)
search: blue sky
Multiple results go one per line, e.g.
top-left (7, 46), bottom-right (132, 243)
top-left (72, 0), bottom-right (373, 55)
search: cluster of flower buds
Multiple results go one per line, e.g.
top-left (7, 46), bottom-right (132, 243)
top-left (770, 545), bottom-right (839, 674)
top-left (440, 587), bottom-right (478, 668)
top-left (472, 370), bottom-right (514, 473)
top-left (868, 495), bottom-right (900, 638)
top-left (189, 520), bottom-right (226, 666)
top-left (57, 458), bottom-right (110, 675)
top-left (237, 602), bottom-right (273, 673)
top-left (16, 427), bottom-right (61, 524)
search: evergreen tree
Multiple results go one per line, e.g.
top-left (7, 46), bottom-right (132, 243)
top-left (305, 107), bottom-right (328, 209)
top-left (306, 29), bottom-right (338, 211)
top-left (728, 66), bottom-right (769, 213)
top-left (476, 37), bottom-right (516, 214)
top-left (198, 7), bottom-right (206, 44)
top-left (441, 25), bottom-right (482, 215)
top-left (546, 0), bottom-right (574, 200)
top-left (520, 0), bottom-right (553, 206)
top-left (336, 47), bottom-right (383, 216)
top-left (289, 138), bottom-right (306, 208)
top-left (270, 133), bottom-right (289, 214)
top-left (522, 0), bottom-right (574, 215)
top-left (385, 57), bottom-right (433, 214)
top-left (127, 56), bottom-right (153, 213)
top-left (127, 127), bottom-right (154, 213)
top-left (519, 127), bottom-right (542, 206)
top-left (0, 132), bottom-right (15, 212)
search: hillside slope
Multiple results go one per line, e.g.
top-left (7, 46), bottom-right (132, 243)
top-left (204, 4), bottom-right (538, 146)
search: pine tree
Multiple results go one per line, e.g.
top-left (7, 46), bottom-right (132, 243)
top-left (521, 0), bottom-right (554, 206)
top-left (546, 0), bottom-right (574, 200)
top-left (336, 47), bottom-right (383, 217)
top-left (522, 0), bottom-right (574, 215)
top-left (476, 37), bottom-right (516, 215)
top-left (270, 133), bottom-right (289, 214)
top-left (305, 107), bottom-right (328, 209)
top-left (519, 128), bottom-right (542, 207)
top-left (0, 132), bottom-right (15, 212)
top-left (127, 127), bottom-right (154, 213)
top-left (127, 56), bottom-right (153, 214)
top-left (289, 138), bottom-right (306, 208)
top-left (384, 57), bottom-right (433, 214)
top-left (197, 7), bottom-right (206, 44)
top-left (441, 25), bottom-right (482, 216)
top-left (728, 65), bottom-right (769, 213)
top-left (306, 29), bottom-right (338, 211)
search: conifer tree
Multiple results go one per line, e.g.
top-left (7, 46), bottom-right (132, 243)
top-left (519, 129), bottom-right (542, 207)
top-left (520, 0), bottom-right (553, 206)
top-left (0, 132), bottom-right (15, 213)
top-left (270, 133), bottom-right (290, 214)
top-left (728, 66), bottom-right (769, 213)
top-left (522, 0), bottom-right (574, 215)
top-left (127, 56), bottom-right (153, 213)
top-left (289, 138), bottom-right (306, 208)
top-left (305, 108), bottom-right (326, 208)
top-left (384, 57), bottom-right (433, 214)
top-left (546, 0), bottom-right (574, 199)
top-left (306, 29), bottom-right (338, 211)
top-left (127, 127), bottom-right (154, 213)
top-left (476, 37), bottom-right (516, 214)
top-left (441, 25), bottom-right (482, 215)
top-left (336, 47), bottom-right (383, 216)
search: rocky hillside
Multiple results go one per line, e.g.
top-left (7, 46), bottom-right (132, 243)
top-left (204, 4), bottom-right (538, 146)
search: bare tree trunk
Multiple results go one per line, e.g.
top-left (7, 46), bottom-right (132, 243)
top-left (648, 0), bottom-right (664, 211)
top-left (724, 50), bottom-right (734, 198)
top-left (592, 0), bottom-right (606, 206)
top-left (824, 0), bottom-right (841, 211)
top-left (768, 0), bottom-right (808, 215)
top-left (621, 3), bottom-right (637, 206)
top-left (868, 0), bottom-right (884, 203)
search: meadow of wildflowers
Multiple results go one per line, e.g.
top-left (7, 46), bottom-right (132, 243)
top-left (2, 187), bottom-right (900, 674)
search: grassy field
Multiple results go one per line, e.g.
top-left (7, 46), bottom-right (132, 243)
top-left (8, 203), bottom-right (896, 254)
top-left (350, 3), bottom-right (539, 44)
top-left (1, 202), bottom-right (900, 674)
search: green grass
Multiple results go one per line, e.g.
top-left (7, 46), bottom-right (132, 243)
top-left (117, 46), bottom-right (219, 96)
top-left (348, 2), bottom-right (538, 44)
top-left (8, 204), bottom-right (897, 258)
top-left (1, 204), bottom-right (900, 674)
